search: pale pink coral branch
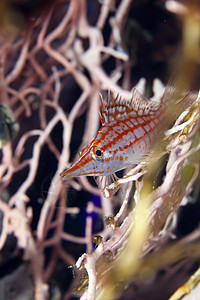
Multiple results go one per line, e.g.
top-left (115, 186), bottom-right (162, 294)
top-left (0, 143), bottom-right (14, 184)
top-left (6, 32), bottom-right (31, 84)
top-left (9, 114), bottom-right (62, 208)
top-left (0, 200), bottom-right (48, 300)
top-left (76, 210), bottom-right (134, 299)
top-left (96, 0), bottom-right (115, 29)
top-left (85, 215), bottom-right (94, 253)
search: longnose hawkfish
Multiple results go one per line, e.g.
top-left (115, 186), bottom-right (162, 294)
top-left (60, 86), bottom-right (197, 188)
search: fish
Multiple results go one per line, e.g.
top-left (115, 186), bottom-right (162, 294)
top-left (60, 88), bottom-right (169, 183)
top-left (60, 83), bottom-right (199, 188)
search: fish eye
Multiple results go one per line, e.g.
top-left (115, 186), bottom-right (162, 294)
top-left (95, 149), bottom-right (102, 157)
top-left (91, 146), bottom-right (103, 162)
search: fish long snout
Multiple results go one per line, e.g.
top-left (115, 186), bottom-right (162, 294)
top-left (60, 163), bottom-right (82, 181)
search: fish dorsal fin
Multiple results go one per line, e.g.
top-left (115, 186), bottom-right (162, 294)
top-left (160, 80), bottom-right (197, 113)
top-left (99, 89), bottom-right (161, 125)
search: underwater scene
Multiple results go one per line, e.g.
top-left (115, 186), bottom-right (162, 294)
top-left (0, 1), bottom-right (200, 299)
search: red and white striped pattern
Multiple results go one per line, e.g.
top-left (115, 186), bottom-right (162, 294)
top-left (60, 88), bottom-right (165, 180)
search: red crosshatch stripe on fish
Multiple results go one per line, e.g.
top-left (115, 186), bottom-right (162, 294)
top-left (60, 87), bottom-right (169, 181)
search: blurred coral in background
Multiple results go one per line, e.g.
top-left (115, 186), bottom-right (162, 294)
top-left (0, 0), bottom-right (200, 300)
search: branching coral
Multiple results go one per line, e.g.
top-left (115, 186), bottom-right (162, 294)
top-left (0, 1), bottom-right (199, 300)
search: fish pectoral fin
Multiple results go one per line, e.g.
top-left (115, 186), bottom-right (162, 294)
top-left (94, 173), bottom-right (119, 194)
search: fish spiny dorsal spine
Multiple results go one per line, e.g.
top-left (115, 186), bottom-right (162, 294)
top-left (99, 88), bottom-right (163, 126)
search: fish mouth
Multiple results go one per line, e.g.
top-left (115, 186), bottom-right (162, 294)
top-left (60, 159), bottom-right (89, 180)
top-left (60, 165), bottom-right (105, 181)
top-left (60, 167), bottom-right (80, 181)
top-left (60, 171), bottom-right (71, 180)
